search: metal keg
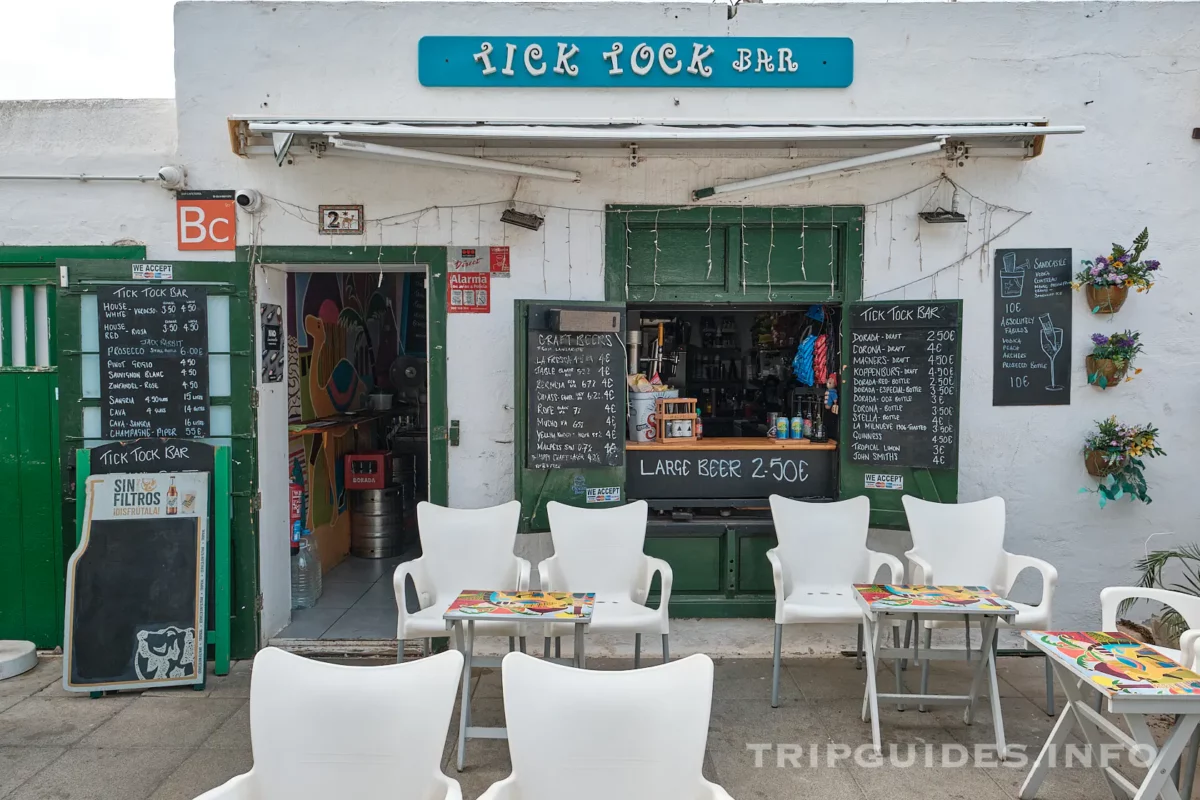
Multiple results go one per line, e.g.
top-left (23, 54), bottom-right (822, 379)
top-left (350, 486), bottom-right (403, 559)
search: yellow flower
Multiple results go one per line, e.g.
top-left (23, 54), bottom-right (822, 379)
top-left (1134, 368), bottom-right (1143, 374)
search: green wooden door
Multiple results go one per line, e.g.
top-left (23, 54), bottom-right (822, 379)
top-left (56, 259), bottom-right (259, 657)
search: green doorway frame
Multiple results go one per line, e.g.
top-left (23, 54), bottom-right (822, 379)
top-left (243, 246), bottom-right (450, 506)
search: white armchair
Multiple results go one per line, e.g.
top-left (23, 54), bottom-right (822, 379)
top-left (194, 647), bottom-right (464, 800)
top-left (1100, 586), bottom-right (1200, 668)
top-left (393, 501), bottom-right (532, 659)
top-left (542, 500), bottom-right (673, 667)
top-left (478, 652), bottom-right (733, 800)
top-left (767, 495), bottom-right (905, 708)
top-left (902, 495), bottom-right (1059, 713)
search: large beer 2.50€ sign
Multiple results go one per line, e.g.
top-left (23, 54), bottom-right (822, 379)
top-left (847, 301), bottom-right (962, 470)
top-left (99, 286), bottom-right (209, 439)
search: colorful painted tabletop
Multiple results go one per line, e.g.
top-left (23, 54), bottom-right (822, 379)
top-left (1024, 631), bottom-right (1200, 698)
top-left (443, 590), bottom-right (596, 621)
top-left (853, 584), bottom-right (1016, 616)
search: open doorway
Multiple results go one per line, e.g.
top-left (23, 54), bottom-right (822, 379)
top-left (258, 263), bottom-right (429, 643)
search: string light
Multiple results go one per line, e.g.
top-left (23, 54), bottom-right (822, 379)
top-left (651, 209), bottom-right (661, 302)
top-left (766, 207), bottom-right (775, 301)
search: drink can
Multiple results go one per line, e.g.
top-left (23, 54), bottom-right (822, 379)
top-left (791, 416), bottom-right (804, 439)
top-left (767, 412), bottom-right (779, 439)
top-left (776, 416), bottom-right (790, 439)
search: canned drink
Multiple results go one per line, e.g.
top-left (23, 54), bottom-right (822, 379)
top-left (767, 412), bottom-right (779, 439)
top-left (791, 416), bottom-right (804, 439)
top-left (776, 416), bottom-right (790, 439)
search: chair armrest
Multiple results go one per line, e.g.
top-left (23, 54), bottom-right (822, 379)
top-left (194, 772), bottom-right (257, 800)
top-left (700, 778), bottom-right (736, 800)
top-left (637, 555), bottom-right (673, 615)
top-left (867, 550), bottom-right (905, 584)
top-left (515, 557), bottom-right (533, 591)
top-left (538, 555), bottom-right (561, 592)
top-left (1180, 630), bottom-right (1200, 671)
top-left (433, 772), bottom-right (463, 800)
top-left (766, 548), bottom-right (791, 623)
top-left (905, 551), bottom-right (935, 585)
top-left (476, 774), bottom-right (519, 800)
top-left (1000, 553), bottom-right (1058, 616)
top-left (392, 557), bottom-right (432, 639)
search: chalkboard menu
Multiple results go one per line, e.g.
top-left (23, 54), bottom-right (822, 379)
top-left (91, 438), bottom-right (215, 475)
top-left (526, 304), bottom-right (625, 469)
top-left (848, 301), bottom-right (961, 470)
top-left (64, 472), bottom-right (209, 692)
top-left (992, 249), bottom-right (1073, 406)
top-left (627, 447), bottom-right (835, 500)
top-left (99, 286), bottom-right (208, 439)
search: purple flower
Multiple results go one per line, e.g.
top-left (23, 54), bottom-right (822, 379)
top-left (1091, 265), bottom-right (1102, 276)
top-left (1096, 256), bottom-right (1109, 266)
top-left (1118, 337), bottom-right (1135, 348)
top-left (1091, 333), bottom-right (1109, 345)
top-left (1146, 260), bottom-right (1160, 271)
top-left (1118, 254), bottom-right (1131, 264)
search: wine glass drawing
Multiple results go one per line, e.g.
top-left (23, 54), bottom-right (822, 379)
top-left (1039, 313), bottom-right (1064, 391)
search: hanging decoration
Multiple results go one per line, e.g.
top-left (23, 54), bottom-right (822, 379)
top-left (813, 334), bottom-right (828, 386)
top-left (792, 334), bottom-right (816, 387)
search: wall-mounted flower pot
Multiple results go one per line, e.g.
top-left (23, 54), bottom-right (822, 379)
top-left (1085, 449), bottom-right (1124, 477)
top-left (1086, 356), bottom-right (1127, 389)
top-left (1086, 284), bottom-right (1129, 314)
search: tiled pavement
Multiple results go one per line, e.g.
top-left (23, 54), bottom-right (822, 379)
top-left (0, 653), bottom-right (1188, 800)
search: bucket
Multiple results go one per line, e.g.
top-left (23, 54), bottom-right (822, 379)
top-left (628, 389), bottom-right (679, 442)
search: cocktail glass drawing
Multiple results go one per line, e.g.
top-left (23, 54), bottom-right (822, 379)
top-left (1039, 313), bottom-right (1064, 391)
top-left (1000, 252), bottom-right (1026, 298)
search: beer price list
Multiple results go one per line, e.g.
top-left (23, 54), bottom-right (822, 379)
top-left (99, 285), bottom-right (209, 440)
top-left (525, 307), bottom-right (624, 469)
top-left (847, 301), bottom-right (961, 470)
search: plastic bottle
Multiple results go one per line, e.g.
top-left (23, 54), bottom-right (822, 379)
top-left (291, 531), bottom-right (323, 609)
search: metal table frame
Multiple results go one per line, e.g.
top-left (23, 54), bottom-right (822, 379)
top-left (857, 588), bottom-right (1016, 758)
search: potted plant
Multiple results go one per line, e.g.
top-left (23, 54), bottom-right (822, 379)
top-left (1086, 330), bottom-right (1143, 389)
top-left (1080, 416), bottom-right (1166, 507)
top-left (1125, 543), bottom-right (1200, 646)
top-left (1073, 228), bottom-right (1160, 313)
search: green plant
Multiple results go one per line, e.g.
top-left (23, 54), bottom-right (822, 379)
top-left (1072, 227), bottom-right (1161, 296)
top-left (1125, 544), bottom-right (1200, 641)
top-left (1080, 416), bottom-right (1166, 507)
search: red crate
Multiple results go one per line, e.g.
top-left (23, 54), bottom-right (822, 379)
top-left (345, 452), bottom-right (388, 490)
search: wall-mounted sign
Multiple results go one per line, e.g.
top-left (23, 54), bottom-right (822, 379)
top-left (419, 37), bottom-right (853, 88)
top-left (318, 204), bottom-right (364, 235)
top-left (992, 249), bottom-right (1072, 406)
top-left (132, 263), bottom-right (173, 281)
top-left (176, 190), bottom-right (235, 251)
top-left (261, 303), bottom-right (283, 383)
top-left (450, 246), bottom-right (511, 277)
top-left (448, 272), bottom-right (490, 313)
top-left (864, 473), bottom-right (904, 491)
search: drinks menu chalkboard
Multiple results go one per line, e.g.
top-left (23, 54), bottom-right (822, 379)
top-left (526, 305), bottom-right (624, 469)
top-left (992, 249), bottom-right (1072, 406)
top-left (99, 286), bottom-right (209, 440)
top-left (847, 301), bottom-right (961, 470)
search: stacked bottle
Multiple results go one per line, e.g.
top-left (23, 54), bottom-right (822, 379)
top-left (291, 530), bottom-right (323, 609)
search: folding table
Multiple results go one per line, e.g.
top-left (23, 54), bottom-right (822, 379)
top-left (855, 583), bottom-right (1016, 757)
top-left (1020, 630), bottom-right (1200, 800)
top-left (444, 589), bottom-right (595, 771)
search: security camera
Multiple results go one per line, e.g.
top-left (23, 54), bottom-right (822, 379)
top-left (235, 189), bottom-right (262, 213)
top-left (156, 165), bottom-right (187, 190)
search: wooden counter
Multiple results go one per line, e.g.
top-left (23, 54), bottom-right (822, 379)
top-left (626, 436), bottom-right (837, 451)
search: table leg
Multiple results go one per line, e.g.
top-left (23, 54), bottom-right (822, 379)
top-left (894, 624), bottom-right (906, 712)
top-left (465, 622), bottom-right (475, 729)
top-left (1179, 726), bottom-right (1200, 800)
top-left (1018, 664), bottom-right (1078, 800)
top-left (1059, 673), bottom-right (1124, 800)
top-left (508, 636), bottom-right (515, 652)
top-left (519, 636), bottom-right (527, 654)
top-left (1130, 715), bottom-right (1199, 800)
top-left (575, 624), bottom-right (586, 669)
top-left (453, 621), bottom-right (470, 772)
top-left (544, 636), bottom-right (551, 658)
top-left (860, 616), bottom-right (883, 755)
top-left (963, 616), bottom-right (997, 726)
top-left (856, 623), bottom-right (864, 670)
top-left (984, 622), bottom-right (1007, 759)
top-left (918, 626), bottom-right (933, 712)
top-left (635, 633), bottom-right (642, 669)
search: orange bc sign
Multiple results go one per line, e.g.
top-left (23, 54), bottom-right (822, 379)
top-left (176, 190), bottom-right (236, 250)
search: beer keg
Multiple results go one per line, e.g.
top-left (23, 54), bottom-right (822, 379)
top-left (350, 486), bottom-right (403, 559)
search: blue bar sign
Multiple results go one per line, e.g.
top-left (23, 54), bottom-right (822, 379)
top-left (418, 37), bottom-right (853, 88)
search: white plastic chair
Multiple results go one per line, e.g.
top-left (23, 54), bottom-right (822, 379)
top-left (901, 495), bottom-right (1058, 713)
top-left (478, 651), bottom-right (733, 800)
top-left (767, 495), bottom-right (905, 708)
top-left (194, 647), bottom-right (464, 800)
top-left (392, 501), bottom-right (531, 659)
top-left (1100, 586), bottom-right (1200, 671)
top-left (542, 500), bottom-right (672, 666)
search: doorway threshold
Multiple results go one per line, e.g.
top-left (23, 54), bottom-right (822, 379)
top-left (267, 638), bottom-right (415, 659)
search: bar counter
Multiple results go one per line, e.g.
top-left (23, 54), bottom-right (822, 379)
top-left (626, 436), bottom-right (837, 451)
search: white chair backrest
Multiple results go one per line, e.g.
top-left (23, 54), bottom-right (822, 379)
top-left (502, 651), bottom-right (713, 800)
top-left (902, 496), bottom-right (1006, 586)
top-left (249, 647), bottom-right (463, 800)
top-left (1100, 586), bottom-right (1200, 631)
top-left (769, 495), bottom-right (872, 586)
top-left (546, 501), bottom-right (648, 596)
top-left (417, 501), bottom-right (522, 603)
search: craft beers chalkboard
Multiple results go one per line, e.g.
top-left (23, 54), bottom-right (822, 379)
top-left (847, 301), bottom-right (962, 470)
top-left (99, 285), bottom-right (209, 440)
top-left (526, 305), bottom-right (624, 469)
top-left (63, 472), bottom-right (209, 692)
top-left (992, 249), bottom-right (1073, 406)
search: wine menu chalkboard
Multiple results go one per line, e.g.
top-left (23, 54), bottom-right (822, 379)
top-left (100, 286), bottom-right (209, 440)
top-left (992, 249), bottom-right (1073, 406)
top-left (526, 305), bottom-right (624, 469)
top-left (848, 301), bottom-right (961, 470)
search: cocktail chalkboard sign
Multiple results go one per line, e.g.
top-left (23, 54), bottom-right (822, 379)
top-left (63, 472), bottom-right (209, 692)
top-left (993, 249), bottom-right (1073, 406)
top-left (526, 304), bottom-right (625, 469)
top-left (99, 285), bottom-right (209, 440)
top-left (847, 301), bottom-right (961, 470)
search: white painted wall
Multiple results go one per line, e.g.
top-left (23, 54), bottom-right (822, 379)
top-left (3, 2), bottom-right (1199, 641)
